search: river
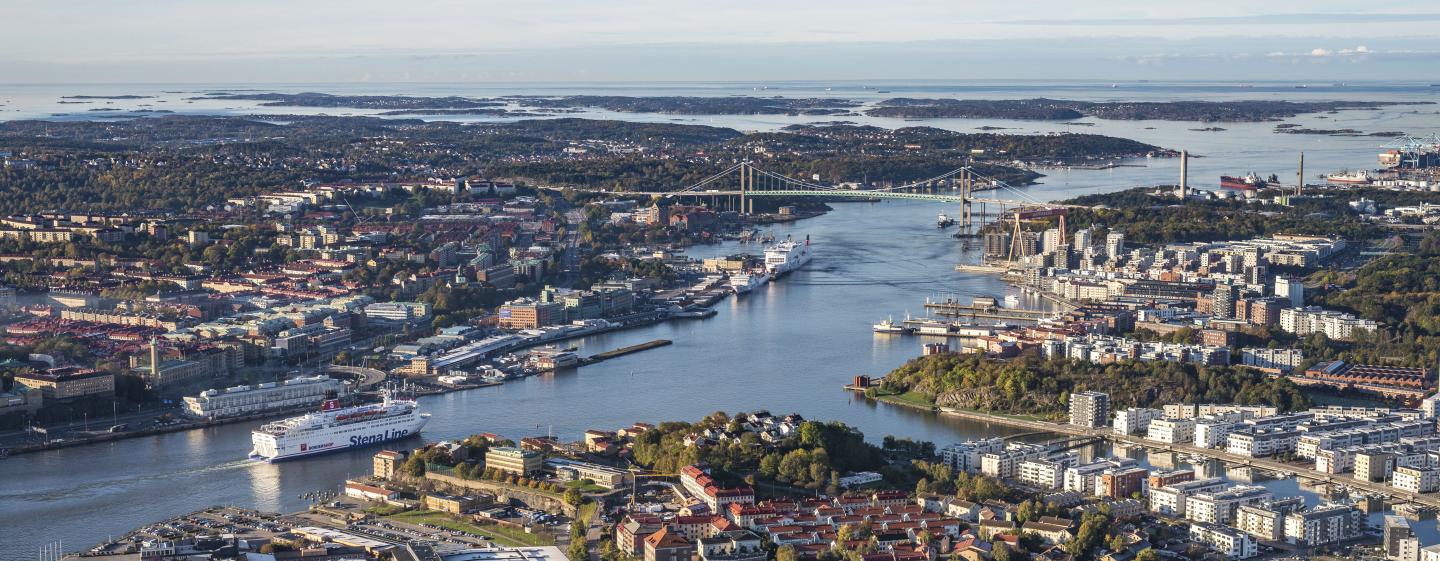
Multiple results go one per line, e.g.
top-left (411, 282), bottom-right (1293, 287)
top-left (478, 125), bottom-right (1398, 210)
top-left (4, 80), bottom-right (1440, 559)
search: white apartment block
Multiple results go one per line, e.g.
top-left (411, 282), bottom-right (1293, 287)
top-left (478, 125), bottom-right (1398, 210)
top-left (1186, 485), bottom-right (1272, 525)
top-left (1147, 418), bottom-right (1196, 444)
top-left (1113, 407), bottom-right (1164, 436)
top-left (1227, 428), bottom-right (1300, 458)
top-left (939, 438), bottom-right (1006, 474)
top-left (1190, 523), bottom-right (1258, 559)
top-left (1149, 478), bottom-right (1228, 517)
top-left (1283, 504), bottom-right (1364, 546)
top-left (1393, 466), bottom-right (1440, 494)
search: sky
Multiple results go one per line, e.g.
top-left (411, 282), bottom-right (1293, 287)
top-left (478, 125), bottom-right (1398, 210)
top-left (3, 0), bottom-right (1440, 83)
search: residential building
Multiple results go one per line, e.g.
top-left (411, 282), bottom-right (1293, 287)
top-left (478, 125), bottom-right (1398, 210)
top-left (1149, 478), bottom-right (1227, 517)
top-left (1393, 466), bottom-right (1440, 494)
top-left (373, 450), bottom-right (407, 480)
top-left (1070, 391), bottom-right (1110, 429)
top-left (1283, 503), bottom-right (1364, 546)
top-left (1147, 418), bottom-right (1196, 444)
top-left (14, 367), bottom-right (114, 400)
top-left (485, 447), bottom-right (542, 475)
top-left (1190, 523), bottom-right (1258, 560)
top-left (1113, 407), bottom-right (1163, 436)
top-left (1186, 485), bottom-right (1272, 525)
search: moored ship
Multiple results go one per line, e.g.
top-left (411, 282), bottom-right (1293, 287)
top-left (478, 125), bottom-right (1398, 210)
top-left (729, 270), bottom-right (771, 294)
top-left (1325, 170), bottom-right (1371, 184)
top-left (249, 392), bottom-right (429, 462)
top-left (1220, 173), bottom-right (1267, 191)
top-left (764, 236), bottom-right (813, 277)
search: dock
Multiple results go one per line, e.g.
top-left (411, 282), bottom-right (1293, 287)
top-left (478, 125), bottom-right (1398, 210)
top-left (922, 300), bottom-right (1056, 322)
top-left (954, 263), bottom-right (1011, 274)
top-left (580, 339), bottom-right (673, 366)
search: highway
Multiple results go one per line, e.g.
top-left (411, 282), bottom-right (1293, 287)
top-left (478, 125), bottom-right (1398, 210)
top-left (933, 406), bottom-right (1440, 509)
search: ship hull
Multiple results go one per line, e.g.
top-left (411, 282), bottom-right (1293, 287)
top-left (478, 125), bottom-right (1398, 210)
top-left (251, 413), bottom-right (429, 462)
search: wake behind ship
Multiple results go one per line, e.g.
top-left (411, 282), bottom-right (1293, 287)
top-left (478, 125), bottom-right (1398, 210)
top-left (249, 392), bottom-right (429, 462)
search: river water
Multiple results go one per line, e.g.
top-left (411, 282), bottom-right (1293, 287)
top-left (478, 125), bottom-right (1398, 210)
top-left (4, 81), bottom-right (1440, 559)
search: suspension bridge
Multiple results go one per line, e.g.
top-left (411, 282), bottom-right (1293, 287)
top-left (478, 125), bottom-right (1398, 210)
top-left (534, 161), bottom-right (1083, 227)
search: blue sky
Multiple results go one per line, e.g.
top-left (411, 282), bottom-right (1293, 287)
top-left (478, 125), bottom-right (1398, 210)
top-left (4, 0), bottom-right (1440, 83)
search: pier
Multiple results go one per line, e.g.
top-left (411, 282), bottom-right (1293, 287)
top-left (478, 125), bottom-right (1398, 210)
top-left (579, 339), bottom-right (673, 366)
top-left (922, 300), bottom-right (1057, 322)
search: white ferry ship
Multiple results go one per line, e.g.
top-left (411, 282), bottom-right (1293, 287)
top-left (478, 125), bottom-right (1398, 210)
top-left (764, 236), bottom-right (812, 277)
top-left (249, 393), bottom-right (429, 462)
top-left (729, 269), bottom-right (771, 294)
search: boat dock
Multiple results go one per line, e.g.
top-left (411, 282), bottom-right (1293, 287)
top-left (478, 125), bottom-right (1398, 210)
top-left (922, 300), bottom-right (1056, 322)
top-left (954, 263), bottom-right (1011, 274)
top-left (580, 339), bottom-right (673, 366)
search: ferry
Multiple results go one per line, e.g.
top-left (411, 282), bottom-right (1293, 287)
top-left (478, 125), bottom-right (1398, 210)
top-left (249, 392), bottom-right (428, 462)
top-left (764, 236), bottom-right (813, 277)
top-left (1220, 173), bottom-right (1267, 191)
top-left (1325, 170), bottom-right (1371, 185)
top-left (729, 270), bottom-right (771, 295)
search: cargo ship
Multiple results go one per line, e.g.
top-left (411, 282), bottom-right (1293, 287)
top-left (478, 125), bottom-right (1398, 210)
top-left (1220, 173), bottom-right (1267, 191)
top-left (1325, 170), bottom-right (1371, 185)
top-left (249, 392), bottom-right (428, 462)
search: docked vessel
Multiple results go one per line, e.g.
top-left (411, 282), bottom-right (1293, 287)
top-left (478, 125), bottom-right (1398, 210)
top-left (249, 392), bottom-right (429, 462)
top-left (873, 317), bottom-right (913, 334)
top-left (1220, 173), bottom-right (1267, 191)
top-left (729, 270), bottom-right (771, 294)
top-left (1325, 170), bottom-right (1371, 184)
top-left (936, 212), bottom-right (955, 228)
top-left (764, 236), bottom-right (813, 277)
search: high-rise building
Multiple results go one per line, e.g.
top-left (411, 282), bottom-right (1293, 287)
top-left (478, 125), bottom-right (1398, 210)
top-left (983, 231), bottom-right (1011, 258)
top-left (1070, 391), bottom-right (1110, 428)
top-left (1384, 515), bottom-right (1415, 561)
top-left (1073, 228), bottom-right (1093, 251)
top-left (1042, 228), bottom-right (1063, 254)
top-left (1275, 276), bottom-right (1304, 308)
top-left (1105, 232), bottom-right (1125, 261)
top-left (1211, 284), bottom-right (1238, 319)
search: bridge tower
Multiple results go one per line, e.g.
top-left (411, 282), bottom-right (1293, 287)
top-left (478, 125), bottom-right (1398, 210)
top-left (739, 161), bottom-right (751, 216)
top-left (958, 168), bottom-right (973, 228)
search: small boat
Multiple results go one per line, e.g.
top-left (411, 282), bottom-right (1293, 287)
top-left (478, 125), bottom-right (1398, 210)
top-left (937, 212), bottom-right (956, 228)
top-left (873, 318), bottom-right (913, 334)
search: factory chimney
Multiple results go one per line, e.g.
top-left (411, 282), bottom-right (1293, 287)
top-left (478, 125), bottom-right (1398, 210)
top-left (1179, 150), bottom-right (1189, 198)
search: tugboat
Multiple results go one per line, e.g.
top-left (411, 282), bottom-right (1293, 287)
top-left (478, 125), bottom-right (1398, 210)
top-left (936, 212), bottom-right (956, 228)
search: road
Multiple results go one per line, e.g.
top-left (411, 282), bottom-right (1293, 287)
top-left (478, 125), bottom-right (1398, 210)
top-left (934, 406), bottom-right (1440, 509)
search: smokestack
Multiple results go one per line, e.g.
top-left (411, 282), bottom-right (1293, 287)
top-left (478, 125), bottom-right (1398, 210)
top-left (1179, 150), bottom-right (1189, 198)
top-left (1297, 152), bottom-right (1305, 195)
top-left (150, 335), bottom-right (160, 379)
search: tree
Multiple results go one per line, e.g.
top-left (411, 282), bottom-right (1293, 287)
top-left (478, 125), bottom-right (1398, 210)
top-left (568, 538), bottom-right (590, 561)
top-left (776, 545), bottom-right (799, 561)
top-left (992, 543), bottom-right (1014, 561)
top-left (1135, 548), bottom-right (1161, 561)
top-left (563, 487), bottom-right (585, 507)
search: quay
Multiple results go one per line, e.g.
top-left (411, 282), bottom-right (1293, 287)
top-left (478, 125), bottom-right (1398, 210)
top-left (579, 339), bottom-right (673, 366)
top-left (929, 406), bottom-right (1440, 509)
top-left (922, 300), bottom-right (1057, 322)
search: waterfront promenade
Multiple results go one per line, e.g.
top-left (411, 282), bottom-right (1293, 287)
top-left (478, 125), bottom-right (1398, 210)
top-left (934, 406), bottom-right (1440, 509)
